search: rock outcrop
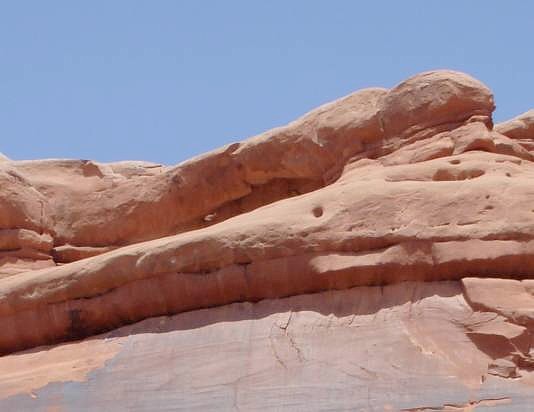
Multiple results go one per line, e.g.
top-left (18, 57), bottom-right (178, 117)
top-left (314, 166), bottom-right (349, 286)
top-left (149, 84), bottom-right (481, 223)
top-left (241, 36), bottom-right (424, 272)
top-left (496, 109), bottom-right (534, 139)
top-left (1, 70), bottom-right (534, 410)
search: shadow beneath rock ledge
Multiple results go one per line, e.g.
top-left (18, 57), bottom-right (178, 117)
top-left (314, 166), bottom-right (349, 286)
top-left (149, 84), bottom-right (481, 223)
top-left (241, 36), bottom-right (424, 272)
top-left (102, 280), bottom-right (462, 340)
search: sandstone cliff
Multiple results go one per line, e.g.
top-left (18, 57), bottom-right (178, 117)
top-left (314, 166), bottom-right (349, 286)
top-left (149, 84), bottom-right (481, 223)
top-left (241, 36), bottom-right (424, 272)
top-left (1, 70), bottom-right (534, 411)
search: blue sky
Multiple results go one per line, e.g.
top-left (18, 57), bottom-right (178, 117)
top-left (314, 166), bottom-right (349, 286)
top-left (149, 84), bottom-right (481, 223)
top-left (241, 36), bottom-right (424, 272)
top-left (1, 1), bottom-right (533, 164)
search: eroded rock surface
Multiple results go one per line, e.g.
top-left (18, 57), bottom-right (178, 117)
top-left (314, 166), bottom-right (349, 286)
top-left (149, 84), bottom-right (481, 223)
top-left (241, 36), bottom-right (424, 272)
top-left (496, 109), bottom-right (534, 140)
top-left (1, 70), bottom-right (534, 410)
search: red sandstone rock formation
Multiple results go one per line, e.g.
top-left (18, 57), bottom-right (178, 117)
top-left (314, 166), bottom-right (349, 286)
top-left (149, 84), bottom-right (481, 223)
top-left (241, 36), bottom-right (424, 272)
top-left (1, 70), bottom-right (534, 410)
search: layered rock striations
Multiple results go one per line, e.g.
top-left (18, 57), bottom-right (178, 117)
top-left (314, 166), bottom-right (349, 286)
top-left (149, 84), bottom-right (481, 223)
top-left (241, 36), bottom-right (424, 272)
top-left (1, 70), bottom-right (534, 410)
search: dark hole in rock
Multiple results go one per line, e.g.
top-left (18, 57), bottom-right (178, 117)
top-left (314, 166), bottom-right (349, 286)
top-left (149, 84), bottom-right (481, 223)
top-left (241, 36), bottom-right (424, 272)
top-left (312, 207), bottom-right (324, 218)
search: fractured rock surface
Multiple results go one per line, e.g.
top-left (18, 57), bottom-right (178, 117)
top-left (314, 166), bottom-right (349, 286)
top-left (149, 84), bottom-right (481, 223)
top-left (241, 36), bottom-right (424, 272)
top-left (1, 70), bottom-right (534, 410)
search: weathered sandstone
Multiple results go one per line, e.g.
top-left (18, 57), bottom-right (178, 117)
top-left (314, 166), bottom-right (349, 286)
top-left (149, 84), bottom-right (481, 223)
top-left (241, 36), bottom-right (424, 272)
top-left (496, 109), bottom-right (534, 140)
top-left (1, 70), bottom-right (534, 410)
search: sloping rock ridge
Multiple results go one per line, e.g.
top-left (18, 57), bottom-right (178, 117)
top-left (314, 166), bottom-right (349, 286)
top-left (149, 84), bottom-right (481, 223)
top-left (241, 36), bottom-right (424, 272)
top-left (1, 70), bottom-right (534, 411)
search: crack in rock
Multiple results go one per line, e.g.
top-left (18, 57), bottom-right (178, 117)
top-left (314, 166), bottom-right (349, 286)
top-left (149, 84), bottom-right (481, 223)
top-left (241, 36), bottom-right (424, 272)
top-left (401, 396), bottom-right (511, 411)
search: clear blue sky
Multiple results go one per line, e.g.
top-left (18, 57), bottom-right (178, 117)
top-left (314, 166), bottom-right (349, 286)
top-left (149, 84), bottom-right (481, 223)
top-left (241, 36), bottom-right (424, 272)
top-left (1, 2), bottom-right (533, 164)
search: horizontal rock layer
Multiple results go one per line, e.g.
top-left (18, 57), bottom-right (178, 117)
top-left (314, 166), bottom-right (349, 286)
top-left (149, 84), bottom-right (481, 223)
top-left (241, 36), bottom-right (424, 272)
top-left (1, 69), bottom-right (534, 409)
top-left (0, 71), bottom-right (495, 270)
top-left (0, 281), bottom-right (533, 410)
